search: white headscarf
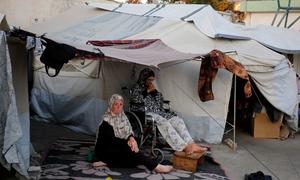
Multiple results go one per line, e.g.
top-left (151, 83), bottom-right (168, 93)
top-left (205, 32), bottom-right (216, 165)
top-left (103, 94), bottom-right (133, 139)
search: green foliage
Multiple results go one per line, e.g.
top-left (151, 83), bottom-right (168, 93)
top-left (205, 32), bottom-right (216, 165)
top-left (186, 0), bottom-right (229, 11)
top-left (186, 0), bottom-right (209, 4)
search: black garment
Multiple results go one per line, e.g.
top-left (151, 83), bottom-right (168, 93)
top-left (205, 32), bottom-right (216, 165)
top-left (94, 121), bottom-right (158, 170)
top-left (245, 171), bottom-right (272, 180)
top-left (40, 38), bottom-right (77, 77)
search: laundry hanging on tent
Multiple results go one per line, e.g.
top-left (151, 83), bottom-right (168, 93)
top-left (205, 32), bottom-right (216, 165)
top-left (40, 38), bottom-right (104, 77)
top-left (40, 38), bottom-right (77, 77)
top-left (86, 39), bottom-right (158, 49)
top-left (198, 49), bottom-right (252, 102)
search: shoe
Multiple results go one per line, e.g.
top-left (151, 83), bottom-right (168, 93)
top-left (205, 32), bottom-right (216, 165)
top-left (245, 171), bottom-right (272, 180)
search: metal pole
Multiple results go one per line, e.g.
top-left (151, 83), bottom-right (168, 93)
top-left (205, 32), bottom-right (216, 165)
top-left (233, 74), bottom-right (236, 151)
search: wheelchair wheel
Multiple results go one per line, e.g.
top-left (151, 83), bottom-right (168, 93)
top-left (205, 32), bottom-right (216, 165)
top-left (152, 148), bottom-right (164, 163)
top-left (125, 111), bottom-right (144, 147)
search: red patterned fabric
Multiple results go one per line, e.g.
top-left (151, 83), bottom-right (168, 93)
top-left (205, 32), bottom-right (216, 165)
top-left (86, 39), bottom-right (158, 49)
top-left (198, 49), bottom-right (252, 102)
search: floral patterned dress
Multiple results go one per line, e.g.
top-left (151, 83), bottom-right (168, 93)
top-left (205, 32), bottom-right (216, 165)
top-left (129, 80), bottom-right (194, 151)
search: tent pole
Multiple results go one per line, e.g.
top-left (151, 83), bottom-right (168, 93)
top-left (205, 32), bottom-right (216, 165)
top-left (233, 74), bottom-right (236, 151)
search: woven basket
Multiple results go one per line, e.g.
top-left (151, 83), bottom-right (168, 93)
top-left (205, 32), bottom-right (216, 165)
top-left (172, 151), bottom-right (204, 172)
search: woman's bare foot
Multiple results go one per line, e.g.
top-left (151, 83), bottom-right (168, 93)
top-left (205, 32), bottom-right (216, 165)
top-left (184, 143), bottom-right (207, 155)
top-left (92, 161), bottom-right (107, 168)
top-left (184, 144), bottom-right (194, 155)
top-left (192, 143), bottom-right (207, 153)
top-left (154, 164), bottom-right (173, 173)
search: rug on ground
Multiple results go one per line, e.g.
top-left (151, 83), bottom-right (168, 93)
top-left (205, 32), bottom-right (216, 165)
top-left (40, 139), bottom-right (229, 180)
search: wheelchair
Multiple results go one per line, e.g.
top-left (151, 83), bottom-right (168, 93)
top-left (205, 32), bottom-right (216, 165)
top-left (122, 86), bottom-right (171, 163)
top-left (125, 110), bottom-right (165, 163)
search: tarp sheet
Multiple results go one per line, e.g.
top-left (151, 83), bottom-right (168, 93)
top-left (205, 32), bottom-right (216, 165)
top-left (128, 16), bottom-right (298, 125)
top-left (0, 31), bottom-right (29, 177)
top-left (91, 3), bottom-right (300, 54)
top-left (25, 5), bottom-right (298, 144)
top-left (31, 57), bottom-right (233, 143)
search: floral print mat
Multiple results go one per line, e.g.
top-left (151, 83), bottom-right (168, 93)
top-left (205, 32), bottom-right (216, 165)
top-left (40, 139), bottom-right (229, 180)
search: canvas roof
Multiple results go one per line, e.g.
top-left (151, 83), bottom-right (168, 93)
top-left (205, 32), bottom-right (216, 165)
top-left (91, 3), bottom-right (300, 54)
top-left (25, 5), bottom-right (288, 67)
top-left (25, 4), bottom-right (298, 131)
top-left (7, 5), bottom-right (297, 178)
top-left (1, 5), bottom-right (296, 178)
top-left (26, 9), bottom-right (202, 66)
top-left (25, 4), bottom-right (298, 146)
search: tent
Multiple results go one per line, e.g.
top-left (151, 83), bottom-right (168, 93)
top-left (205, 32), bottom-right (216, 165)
top-left (24, 3), bottom-right (298, 140)
top-left (2, 3), bottom-right (299, 177)
top-left (1, 14), bottom-right (31, 177)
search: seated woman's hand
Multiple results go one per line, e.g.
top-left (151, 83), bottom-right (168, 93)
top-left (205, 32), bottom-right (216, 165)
top-left (128, 136), bottom-right (139, 153)
top-left (147, 82), bottom-right (156, 93)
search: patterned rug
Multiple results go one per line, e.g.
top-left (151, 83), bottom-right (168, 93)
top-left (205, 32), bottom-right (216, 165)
top-left (40, 139), bottom-right (229, 180)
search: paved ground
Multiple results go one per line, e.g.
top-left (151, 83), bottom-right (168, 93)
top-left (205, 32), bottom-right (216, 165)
top-left (2, 120), bottom-right (300, 180)
top-left (212, 130), bottom-right (300, 180)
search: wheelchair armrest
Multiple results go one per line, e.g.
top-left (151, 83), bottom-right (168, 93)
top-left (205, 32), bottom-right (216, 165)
top-left (121, 86), bottom-right (128, 90)
top-left (145, 114), bottom-right (155, 122)
top-left (163, 100), bottom-right (171, 112)
top-left (163, 100), bottom-right (170, 104)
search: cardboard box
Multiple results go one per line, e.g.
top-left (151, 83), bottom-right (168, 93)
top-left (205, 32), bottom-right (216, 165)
top-left (172, 151), bottom-right (205, 172)
top-left (252, 112), bottom-right (282, 138)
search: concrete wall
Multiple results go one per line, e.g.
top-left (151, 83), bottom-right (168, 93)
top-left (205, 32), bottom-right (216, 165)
top-left (244, 12), bottom-right (300, 30)
top-left (0, 0), bottom-right (117, 28)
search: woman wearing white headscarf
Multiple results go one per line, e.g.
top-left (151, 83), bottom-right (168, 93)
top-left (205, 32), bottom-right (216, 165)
top-left (93, 94), bottom-right (173, 173)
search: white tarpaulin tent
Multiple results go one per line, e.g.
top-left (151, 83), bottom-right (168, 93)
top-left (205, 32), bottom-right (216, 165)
top-left (91, 3), bottom-right (300, 54)
top-left (24, 4), bottom-right (299, 146)
top-left (1, 4), bottom-right (298, 177)
top-left (1, 14), bottom-right (30, 178)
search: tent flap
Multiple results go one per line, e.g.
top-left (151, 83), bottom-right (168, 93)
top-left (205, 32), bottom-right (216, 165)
top-left (0, 31), bottom-right (29, 177)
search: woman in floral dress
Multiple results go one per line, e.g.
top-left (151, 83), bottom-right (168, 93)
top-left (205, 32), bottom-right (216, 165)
top-left (130, 68), bottom-right (207, 154)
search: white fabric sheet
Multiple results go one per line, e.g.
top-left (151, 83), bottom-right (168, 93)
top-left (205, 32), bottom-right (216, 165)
top-left (40, 12), bottom-right (201, 66)
top-left (30, 73), bottom-right (107, 135)
top-left (92, 3), bottom-right (300, 54)
top-left (99, 40), bottom-right (201, 66)
top-left (0, 31), bottom-right (29, 177)
top-left (31, 61), bottom-right (146, 136)
top-left (25, 6), bottom-right (107, 36)
top-left (128, 17), bottom-right (298, 130)
top-left (26, 5), bottom-right (298, 143)
top-left (157, 62), bottom-right (233, 143)
top-left (244, 25), bottom-right (300, 54)
top-left (248, 62), bottom-right (298, 130)
top-left (47, 12), bottom-right (161, 45)
top-left (31, 59), bottom-right (232, 143)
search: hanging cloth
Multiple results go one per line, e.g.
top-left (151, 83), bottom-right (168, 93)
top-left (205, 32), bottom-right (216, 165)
top-left (198, 49), bottom-right (252, 102)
